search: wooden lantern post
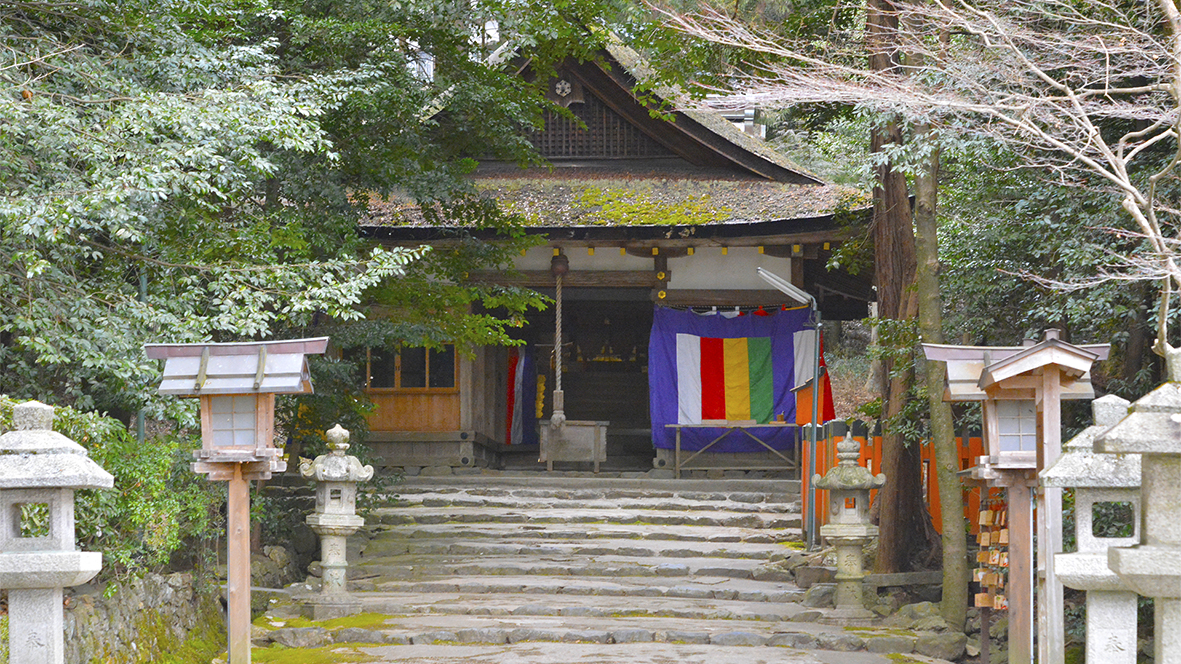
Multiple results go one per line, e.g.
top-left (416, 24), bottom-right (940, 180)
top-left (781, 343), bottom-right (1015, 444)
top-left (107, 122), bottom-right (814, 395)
top-left (923, 330), bottom-right (1108, 664)
top-left (145, 338), bottom-right (329, 664)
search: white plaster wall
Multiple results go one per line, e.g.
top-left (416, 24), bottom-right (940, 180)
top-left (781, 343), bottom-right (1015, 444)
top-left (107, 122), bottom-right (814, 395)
top-left (513, 245), bottom-right (653, 272)
top-left (668, 247), bottom-right (793, 290)
top-left (512, 244), bottom-right (794, 290)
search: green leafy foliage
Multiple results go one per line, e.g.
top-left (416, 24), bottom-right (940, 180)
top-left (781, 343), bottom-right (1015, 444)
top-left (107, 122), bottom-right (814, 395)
top-left (0, 396), bottom-right (218, 575)
top-left (935, 141), bottom-right (1170, 400)
top-left (18, 502), bottom-right (50, 538)
top-left (0, 0), bottom-right (426, 419)
top-left (0, 2), bottom-right (620, 590)
top-left (0, 0), bottom-right (618, 422)
top-left (851, 317), bottom-right (934, 447)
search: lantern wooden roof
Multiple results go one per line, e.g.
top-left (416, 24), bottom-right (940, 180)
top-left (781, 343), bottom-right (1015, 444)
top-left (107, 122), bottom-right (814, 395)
top-left (144, 337), bottom-right (328, 396)
top-left (922, 336), bottom-right (1110, 403)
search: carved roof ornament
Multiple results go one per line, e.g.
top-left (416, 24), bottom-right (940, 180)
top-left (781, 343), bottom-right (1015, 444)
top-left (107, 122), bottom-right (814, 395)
top-left (813, 431), bottom-right (886, 491)
top-left (545, 73), bottom-right (584, 108)
top-left (299, 424), bottom-right (374, 483)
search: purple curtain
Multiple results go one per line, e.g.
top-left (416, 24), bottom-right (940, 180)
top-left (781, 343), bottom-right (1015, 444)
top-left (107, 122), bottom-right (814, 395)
top-left (648, 305), bottom-right (810, 452)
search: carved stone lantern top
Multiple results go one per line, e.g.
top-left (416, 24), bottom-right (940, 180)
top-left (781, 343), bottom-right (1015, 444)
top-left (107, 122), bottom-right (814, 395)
top-left (299, 425), bottom-right (374, 484)
top-left (0, 401), bottom-right (111, 588)
top-left (1094, 373), bottom-right (1181, 599)
top-left (1044, 395), bottom-right (1140, 567)
top-left (813, 432), bottom-right (885, 492)
top-left (1096, 382), bottom-right (1181, 456)
top-left (0, 401), bottom-right (114, 491)
top-left (1042, 395), bottom-right (1139, 490)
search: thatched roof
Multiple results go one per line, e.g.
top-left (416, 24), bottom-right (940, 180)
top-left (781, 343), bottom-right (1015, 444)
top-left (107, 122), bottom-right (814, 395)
top-left (362, 34), bottom-right (869, 235)
top-left (365, 162), bottom-right (864, 229)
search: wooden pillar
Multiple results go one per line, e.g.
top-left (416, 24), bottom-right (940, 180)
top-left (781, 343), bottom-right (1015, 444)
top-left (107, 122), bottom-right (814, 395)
top-left (227, 464), bottom-right (251, 664)
top-left (459, 347), bottom-right (474, 431)
top-left (790, 255), bottom-right (804, 289)
top-left (1038, 368), bottom-right (1065, 664)
top-left (1009, 480), bottom-right (1035, 664)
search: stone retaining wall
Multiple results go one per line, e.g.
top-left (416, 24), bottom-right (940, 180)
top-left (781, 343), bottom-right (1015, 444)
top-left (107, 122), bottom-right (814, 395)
top-left (63, 572), bottom-right (223, 664)
top-left (2, 543), bottom-right (302, 664)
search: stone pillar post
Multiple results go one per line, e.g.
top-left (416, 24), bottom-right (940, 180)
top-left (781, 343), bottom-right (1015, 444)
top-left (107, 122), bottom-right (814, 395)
top-left (0, 401), bottom-right (113, 664)
top-left (299, 424), bottom-right (373, 619)
top-left (813, 431), bottom-right (885, 623)
top-left (1043, 394), bottom-right (1139, 664)
top-left (1095, 382), bottom-right (1181, 664)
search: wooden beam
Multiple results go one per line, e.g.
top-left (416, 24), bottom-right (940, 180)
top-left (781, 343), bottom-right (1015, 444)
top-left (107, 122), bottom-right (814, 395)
top-left (762, 244), bottom-right (825, 259)
top-left (626, 246), bottom-right (688, 259)
top-left (656, 289), bottom-right (804, 306)
top-left (378, 231), bottom-right (848, 251)
top-left (791, 256), bottom-right (805, 289)
top-left (1038, 368), bottom-right (1065, 664)
top-left (620, 233), bottom-right (843, 249)
top-left (468, 270), bottom-right (658, 288)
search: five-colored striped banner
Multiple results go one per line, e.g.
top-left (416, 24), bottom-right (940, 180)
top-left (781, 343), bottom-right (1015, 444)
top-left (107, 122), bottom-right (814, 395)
top-left (676, 334), bottom-right (774, 424)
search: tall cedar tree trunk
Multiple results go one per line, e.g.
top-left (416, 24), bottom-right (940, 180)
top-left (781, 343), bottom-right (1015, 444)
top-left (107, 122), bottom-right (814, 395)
top-left (868, 0), bottom-right (939, 574)
top-left (914, 124), bottom-right (968, 628)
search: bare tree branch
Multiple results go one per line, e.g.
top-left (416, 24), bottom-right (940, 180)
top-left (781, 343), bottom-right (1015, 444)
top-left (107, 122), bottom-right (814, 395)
top-left (660, 0), bottom-right (1181, 352)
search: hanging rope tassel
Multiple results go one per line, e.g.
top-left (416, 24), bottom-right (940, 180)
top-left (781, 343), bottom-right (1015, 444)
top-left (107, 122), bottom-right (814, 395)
top-left (551, 271), bottom-right (565, 429)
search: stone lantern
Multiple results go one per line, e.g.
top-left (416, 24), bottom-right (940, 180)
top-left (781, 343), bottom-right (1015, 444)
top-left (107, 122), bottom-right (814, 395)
top-left (299, 424), bottom-right (373, 619)
top-left (1095, 380), bottom-right (1181, 664)
top-left (1042, 395), bottom-right (1139, 664)
top-left (0, 401), bottom-right (113, 664)
top-left (813, 431), bottom-right (885, 622)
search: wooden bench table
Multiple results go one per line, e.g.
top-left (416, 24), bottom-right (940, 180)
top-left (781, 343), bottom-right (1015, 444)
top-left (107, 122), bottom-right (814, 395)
top-left (664, 422), bottom-right (800, 479)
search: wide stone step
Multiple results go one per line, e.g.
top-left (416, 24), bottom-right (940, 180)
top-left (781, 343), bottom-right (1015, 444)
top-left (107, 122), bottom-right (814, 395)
top-left (390, 494), bottom-right (799, 514)
top-left (354, 590), bottom-right (806, 621)
top-left (370, 506), bottom-right (802, 530)
top-left (368, 522), bottom-right (797, 544)
top-left (254, 606), bottom-right (931, 657)
top-left (392, 485), bottom-right (799, 504)
top-left (251, 468), bottom-right (963, 664)
top-left (342, 577), bottom-right (805, 604)
top-left (393, 474), bottom-right (801, 495)
top-left (360, 535), bottom-right (793, 562)
top-left (352, 553), bottom-right (789, 582)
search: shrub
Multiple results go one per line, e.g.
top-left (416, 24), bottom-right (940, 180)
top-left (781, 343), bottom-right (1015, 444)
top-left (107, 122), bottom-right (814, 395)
top-left (0, 397), bottom-right (220, 575)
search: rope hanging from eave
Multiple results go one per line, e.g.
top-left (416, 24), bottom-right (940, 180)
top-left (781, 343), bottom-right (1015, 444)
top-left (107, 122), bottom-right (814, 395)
top-left (550, 271), bottom-right (565, 428)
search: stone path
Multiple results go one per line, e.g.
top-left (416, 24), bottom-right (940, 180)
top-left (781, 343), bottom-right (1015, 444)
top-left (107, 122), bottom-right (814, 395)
top-left (252, 473), bottom-right (963, 663)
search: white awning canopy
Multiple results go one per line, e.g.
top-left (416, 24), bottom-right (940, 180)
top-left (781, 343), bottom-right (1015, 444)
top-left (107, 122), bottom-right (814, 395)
top-left (144, 337), bottom-right (329, 396)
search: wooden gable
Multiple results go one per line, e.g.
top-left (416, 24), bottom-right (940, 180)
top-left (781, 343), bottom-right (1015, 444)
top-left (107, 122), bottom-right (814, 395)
top-left (923, 340), bottom-right (1111, 402)
top-left (518, 40), bottom-right (823, 185)
top-left (528, 82), bottom-right (676, 159)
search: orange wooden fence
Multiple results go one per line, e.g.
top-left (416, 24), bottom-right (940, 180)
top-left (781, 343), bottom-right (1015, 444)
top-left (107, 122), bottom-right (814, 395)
top-left (802, 422), bottom-right (1002, 536)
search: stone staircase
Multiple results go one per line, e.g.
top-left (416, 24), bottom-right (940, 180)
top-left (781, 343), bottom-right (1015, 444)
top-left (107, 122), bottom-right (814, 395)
top-left (253, 474), bottom-right (965, 663)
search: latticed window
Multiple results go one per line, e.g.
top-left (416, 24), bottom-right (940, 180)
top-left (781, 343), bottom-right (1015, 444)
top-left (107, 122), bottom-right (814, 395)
top-left (527, 92), bottom-right (674, 159)
top-left (354, 346), bottom-right (457, 391)
top-left (996, 400), bottom-right (1038, 452)
top-left (209, 395), bottom-right (257, 447)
